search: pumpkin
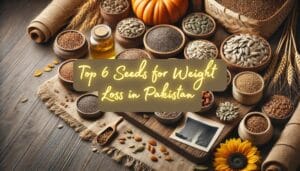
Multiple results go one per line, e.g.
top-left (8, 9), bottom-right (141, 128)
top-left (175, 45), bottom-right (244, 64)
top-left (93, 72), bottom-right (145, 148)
top-left (131, 0), bottom-right (188, 25)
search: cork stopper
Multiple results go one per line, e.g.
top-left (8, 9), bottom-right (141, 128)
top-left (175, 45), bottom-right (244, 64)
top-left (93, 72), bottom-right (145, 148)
top-left (92, 24), bottom-right (111, 40)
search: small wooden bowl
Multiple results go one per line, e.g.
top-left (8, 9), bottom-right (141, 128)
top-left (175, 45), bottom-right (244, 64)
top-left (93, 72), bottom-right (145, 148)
top-left (199, 91), bottom-right (215, 113)
top-left (238, 112), bottom-right (273, 146)
top-left (116, 48), bottom-right (152, 59)
top-left (100, 0), bottom-right (130, 28)
top-left (58, 59), bottom-right (76, 90)
top-left (115, 18), bottom-right (146, 48)
top-left (220, 33), bottom-right (272, 72)
top-left (154, 112), bottom-right (184, 125)
top-left (184, 39), bottom-right (218, 59)
top-left (53, 30), bottom-right (88, 60)
top-left (262, 96), bottom-right (294, 125)
top-left (143, 24), bottom-right (186, 58)
top-left (232, 71), bottom-right (264, 105)
top-left (76, 94), bottom-right (103, 120)
top-left (182, 12), bottom-right (216, 39)
top-left (226, 69), bottom-right (232, 89)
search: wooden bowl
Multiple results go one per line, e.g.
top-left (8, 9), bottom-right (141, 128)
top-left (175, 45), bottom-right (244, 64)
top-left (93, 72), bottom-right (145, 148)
top-left (262, 95), bottom-right (294, 125)
top-left (58, 59), bottom-right (76, 90)
top-left (116, 48), bottom-right (152, 59)
top-left (76, 93), bottom-right (103, 120)
top-left (220, 33), bottom-right (272, 72)
top-left (100, 0), bottom-right (130, 28)
top-left (143, 24), bottom-right (186, 58)
top-left (182, 12), bottom-right (216, 39)
top-left (53, 30), bottom-right (88, 59)
top-left (238, 112), bottom-right (273, 145)
top-left (115, 18), bottom-right (146, 48)
top-left (184, 39), bottom-right (218, 59)
top-left (154, 112), bottom-right (184, 125)
top-left (199, 91), bottom-right (215, 113)
top-left (226, 69), bottom-right (232, 89)
top-left (232, 71), bottom-right (264, 105)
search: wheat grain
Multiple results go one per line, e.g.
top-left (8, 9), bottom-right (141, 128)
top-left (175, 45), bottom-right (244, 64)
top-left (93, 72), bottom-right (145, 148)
top-left (67, 0), bottom-right (97, 30)
top-left (79, 7), bottom-right (101, 32)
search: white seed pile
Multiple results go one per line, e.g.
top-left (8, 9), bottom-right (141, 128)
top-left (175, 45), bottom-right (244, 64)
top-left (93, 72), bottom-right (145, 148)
top-left (186, 40), bottom-right (217, 59)
top-left (117, 18), bottom-right (145, 38)
top-left (216, 102), bottom-right (239, 122)
top-left (223, 34), bottom-right (269, 67)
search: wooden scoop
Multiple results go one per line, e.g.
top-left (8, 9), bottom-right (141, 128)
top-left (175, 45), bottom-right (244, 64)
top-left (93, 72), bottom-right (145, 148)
top-left (96, 117), bottom-right (124, 146)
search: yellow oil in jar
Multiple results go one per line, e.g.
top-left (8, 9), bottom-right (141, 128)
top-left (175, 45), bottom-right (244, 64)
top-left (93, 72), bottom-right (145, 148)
top-left (90, 24), bottom-right (115, 59)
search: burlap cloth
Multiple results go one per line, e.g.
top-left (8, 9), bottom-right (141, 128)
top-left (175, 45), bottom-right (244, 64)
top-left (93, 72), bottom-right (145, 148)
top-left (37, 75), bottom-right (197, 171)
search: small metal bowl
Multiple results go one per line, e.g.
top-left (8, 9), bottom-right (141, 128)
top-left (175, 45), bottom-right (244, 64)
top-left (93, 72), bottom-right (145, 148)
top-left (154, 112), bottom-right (184, 125)
top-left (76, 93), bottom-right (103, 120)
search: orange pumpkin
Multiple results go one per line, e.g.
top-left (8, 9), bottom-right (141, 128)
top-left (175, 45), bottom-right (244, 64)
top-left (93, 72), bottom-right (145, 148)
top-left (131, 0), bottom-right (188, 25)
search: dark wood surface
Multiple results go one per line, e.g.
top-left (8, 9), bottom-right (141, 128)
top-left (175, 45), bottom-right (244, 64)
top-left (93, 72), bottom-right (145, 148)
top-left (120, 91), bottom-right (254, 164)
top-left (0, 0), bottom-right (299, 170)
top-left (0, 0), bottom-right (127, 170)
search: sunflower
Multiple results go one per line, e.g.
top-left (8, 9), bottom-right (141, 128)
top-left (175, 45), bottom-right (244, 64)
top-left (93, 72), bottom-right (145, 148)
top-left (214, 138), bottom-right (261, 171)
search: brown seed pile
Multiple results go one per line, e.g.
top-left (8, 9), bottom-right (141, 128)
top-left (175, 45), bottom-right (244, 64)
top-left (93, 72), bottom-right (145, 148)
top-left (101, 0), bottom-right (128, 14)
top-left (235, 73), bottom-right (262, 93)
top-left (97, 127), bottom-right (113, 144)
top-left (246, 115), bottom-right (268, 133)
top-left (57, 31), bottom-right (84, 50)
top-left (117, 49), bottom-right (150, 59)
top-left (146, 26), bottom-right (183, 52)
top-left (263, 95), bottom-right (293, 119)
top-left (216, 0), bottom-right (286, 20)
top-left (60, 61), bottom-right (74, 81)
top-left (202, 91), bottom-right (213, 107)
top-left (77, 95), bottom-right (99, 113)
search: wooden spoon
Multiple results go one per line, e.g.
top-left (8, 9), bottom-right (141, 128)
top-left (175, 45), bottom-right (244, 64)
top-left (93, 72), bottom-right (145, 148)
top-left (96, 117), bottom-right (124, 146)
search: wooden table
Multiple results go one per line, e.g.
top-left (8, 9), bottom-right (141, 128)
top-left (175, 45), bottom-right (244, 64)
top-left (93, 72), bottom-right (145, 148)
top-left (0, 0), bottom-right (299, 170)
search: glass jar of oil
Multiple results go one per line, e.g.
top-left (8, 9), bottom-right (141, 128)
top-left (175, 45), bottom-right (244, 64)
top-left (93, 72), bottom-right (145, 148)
top-left (90, 24), bottom-right (115, 59)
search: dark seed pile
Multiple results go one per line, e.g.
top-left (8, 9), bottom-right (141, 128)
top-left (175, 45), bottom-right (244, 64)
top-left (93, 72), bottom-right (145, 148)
top-left (57, 31), bottom-right (84, 50)
top-left (146, 27), bottom-right (183, 52)
top-left (216, 0), bottom-right (286, 20)
top-left (77, 95), bottom-right (99, 113)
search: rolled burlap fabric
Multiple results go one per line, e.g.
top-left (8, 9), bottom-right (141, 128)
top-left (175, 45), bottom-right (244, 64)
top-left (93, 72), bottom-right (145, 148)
top-left (262, 102), bottom-right (300, 171)
top-left (27, 0), bottom-right (84, 43)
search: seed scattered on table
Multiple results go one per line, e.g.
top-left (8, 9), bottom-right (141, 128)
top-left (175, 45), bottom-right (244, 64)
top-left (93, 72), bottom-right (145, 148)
top-left (134, 134), bottom-right (142, 142)
top-left (44, 66), bottom-right (52, 72)
top-left (57, 124), bottom-right (64, 129)
top-left (150, 155), bottom-right (158, 162)
top-left (92, 147), bottom-right (98, 152)
top-left (20, 97), bottom-right (28, 103)
top-left (133, 145), bottom-right (145, 154)
top-left (33, 69), bottom-right (43, 77)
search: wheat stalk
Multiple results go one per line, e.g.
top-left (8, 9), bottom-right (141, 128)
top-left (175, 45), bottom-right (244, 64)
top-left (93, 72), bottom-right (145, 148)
top-left (79, 6), bottom-right (101, 32)
top-left (66, 0), bottom-right (97, 30)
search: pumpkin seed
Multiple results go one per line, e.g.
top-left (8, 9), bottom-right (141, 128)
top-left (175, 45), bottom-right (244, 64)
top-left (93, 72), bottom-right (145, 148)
top-left (117, 18), bottom-right (145, 38)
top-left (183, 13), bottom-right (214, 35)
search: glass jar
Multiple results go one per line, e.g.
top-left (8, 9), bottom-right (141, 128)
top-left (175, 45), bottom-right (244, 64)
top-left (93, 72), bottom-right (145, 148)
top-left (90, 24), bottom-right (115, 59)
